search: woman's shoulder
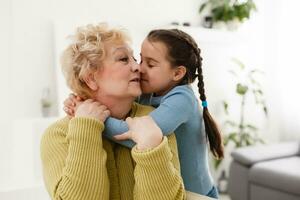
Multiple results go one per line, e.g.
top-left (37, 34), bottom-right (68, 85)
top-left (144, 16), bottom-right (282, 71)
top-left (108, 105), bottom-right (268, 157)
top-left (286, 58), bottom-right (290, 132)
top-left (42, 117), bottom-right (70, 141)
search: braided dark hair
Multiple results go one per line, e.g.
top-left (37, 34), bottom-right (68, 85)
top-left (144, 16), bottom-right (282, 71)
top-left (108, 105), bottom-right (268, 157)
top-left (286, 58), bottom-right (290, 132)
top-left (147, 29), bottom-right (224, 159)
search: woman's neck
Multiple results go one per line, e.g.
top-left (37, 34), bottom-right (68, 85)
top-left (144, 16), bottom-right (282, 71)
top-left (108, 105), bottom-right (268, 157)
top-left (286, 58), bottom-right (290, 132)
top-left (95, 94), bottom-right (134, 119)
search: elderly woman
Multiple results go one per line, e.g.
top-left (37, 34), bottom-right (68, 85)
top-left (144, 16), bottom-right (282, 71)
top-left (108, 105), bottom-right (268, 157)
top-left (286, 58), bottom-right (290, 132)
top-left (40, 23), bottom-right (186, 200)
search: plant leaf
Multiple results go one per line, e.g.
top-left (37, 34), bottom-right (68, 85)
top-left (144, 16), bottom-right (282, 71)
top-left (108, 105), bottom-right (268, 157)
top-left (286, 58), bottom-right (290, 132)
top-left (214, 158), bottom-right (222, 169)
top-left (232, 58), bottom-right (245, 70)
top-left (224, 120), bottom-right (238, 127)
top-left (245, 124), bottom-right (258, 131)
top-left (228, 70), bottom-right (238, 77)
top-left (223, 101), bottom-right (229, 115)
top-left (226, 132), bottom-right (239, 147)
top-left (250, 69), bottom-right (264, 75)
top-left (236, 83), bottom-right (248, 95)
top-left (199, 3), bottom-right (208, 13)
top-left (263, 106), bottom-right (268, 117)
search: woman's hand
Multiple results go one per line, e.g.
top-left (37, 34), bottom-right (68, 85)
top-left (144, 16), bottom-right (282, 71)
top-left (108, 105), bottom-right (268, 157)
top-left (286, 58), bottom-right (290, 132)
top-left (75, 99), bottom-right (110, 122)
top-left (63, 93), bottom-right (83, 117)
top-left (114, 116), bottom-right (163, 151)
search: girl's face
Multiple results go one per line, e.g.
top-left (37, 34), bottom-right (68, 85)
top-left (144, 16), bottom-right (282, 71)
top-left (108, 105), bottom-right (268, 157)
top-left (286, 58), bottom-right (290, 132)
top-left (94, 41), bottom-right (141, 99)
top-left (140, 39), bottom-right (178, 96)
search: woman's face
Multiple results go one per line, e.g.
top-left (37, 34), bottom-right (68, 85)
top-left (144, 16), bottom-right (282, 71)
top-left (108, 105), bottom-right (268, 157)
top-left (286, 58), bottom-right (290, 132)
top-left (94, 41), bottom-right (141, 99)
top-left (140, 39), bottom-right (177, 96)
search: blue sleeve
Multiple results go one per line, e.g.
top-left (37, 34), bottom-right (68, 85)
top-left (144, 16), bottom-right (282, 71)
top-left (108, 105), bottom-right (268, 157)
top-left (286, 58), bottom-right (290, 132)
top-left (103, 117), bottom-right (135, 148)
top-left (103, 88), bottom-right (195, 148)
top-left (149, 89), bottom-right (195, 135)
top-left (102, 95), bottom-right (145, 148)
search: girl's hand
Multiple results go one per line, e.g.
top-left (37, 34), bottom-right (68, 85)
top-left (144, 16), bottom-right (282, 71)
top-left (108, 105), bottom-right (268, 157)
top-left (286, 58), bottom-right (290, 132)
top-left (63, 93), bottom-right (83, 117)
top-left (114, 116), bottom-right (163, 150)
top-left (75, 99), bottom-right (110, 122)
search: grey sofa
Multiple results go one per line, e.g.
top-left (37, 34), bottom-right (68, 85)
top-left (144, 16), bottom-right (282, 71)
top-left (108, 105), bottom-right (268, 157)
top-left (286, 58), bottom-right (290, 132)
top-left (228, 141), bottom-right (300, 200)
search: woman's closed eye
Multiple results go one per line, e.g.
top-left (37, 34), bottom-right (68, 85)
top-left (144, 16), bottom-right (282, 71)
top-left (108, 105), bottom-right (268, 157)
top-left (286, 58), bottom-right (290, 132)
top-left (119, 56), bottom-right (129, 62)
top-left (119, 56), bottom-right (137, 63)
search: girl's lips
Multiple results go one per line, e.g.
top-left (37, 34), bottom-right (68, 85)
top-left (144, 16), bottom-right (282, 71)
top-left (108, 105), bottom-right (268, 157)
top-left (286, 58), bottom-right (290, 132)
top-left (130, 77), bottom-right (140, 82)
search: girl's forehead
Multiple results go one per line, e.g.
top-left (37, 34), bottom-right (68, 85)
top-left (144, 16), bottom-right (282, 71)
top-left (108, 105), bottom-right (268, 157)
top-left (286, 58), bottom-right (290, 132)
top-left (141, 39), bottom-right (168, 59)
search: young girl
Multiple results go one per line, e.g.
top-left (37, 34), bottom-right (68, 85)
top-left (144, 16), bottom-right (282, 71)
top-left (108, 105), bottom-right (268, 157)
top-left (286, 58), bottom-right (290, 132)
top-left (64, 28), bottom-right (223, 198)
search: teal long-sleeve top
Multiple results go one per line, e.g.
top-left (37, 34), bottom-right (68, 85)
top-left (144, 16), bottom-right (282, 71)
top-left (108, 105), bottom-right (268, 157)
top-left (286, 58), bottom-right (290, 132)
top-left (104, 85), bottom-right (214, 195)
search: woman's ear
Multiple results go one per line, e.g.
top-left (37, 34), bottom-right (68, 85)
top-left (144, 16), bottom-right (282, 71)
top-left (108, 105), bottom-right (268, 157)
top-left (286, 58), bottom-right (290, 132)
top-left (173, 66), bottom-right (187, 82)
top-left (82, 72), bottom-right (98, 91)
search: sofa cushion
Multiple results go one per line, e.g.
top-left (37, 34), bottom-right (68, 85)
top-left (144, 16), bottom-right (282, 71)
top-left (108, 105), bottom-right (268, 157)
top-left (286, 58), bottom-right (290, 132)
top-left (249, 156), bottom-right (300, 195)
top-left (231, 142), bottom-right (300, 166)
top-left (250, 184), bottom-right (300, 200)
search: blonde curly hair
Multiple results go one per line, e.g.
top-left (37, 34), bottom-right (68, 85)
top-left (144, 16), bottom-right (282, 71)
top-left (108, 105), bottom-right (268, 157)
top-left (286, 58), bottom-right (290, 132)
top-left (61, 23), bottom-right (130, 99)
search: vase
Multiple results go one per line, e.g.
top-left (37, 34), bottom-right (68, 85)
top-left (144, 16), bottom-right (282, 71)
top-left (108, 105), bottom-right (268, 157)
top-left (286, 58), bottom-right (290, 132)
top-left (42, 107), bottom-right (51, 117)
top-left (226, 18), bottom-right (241, 31)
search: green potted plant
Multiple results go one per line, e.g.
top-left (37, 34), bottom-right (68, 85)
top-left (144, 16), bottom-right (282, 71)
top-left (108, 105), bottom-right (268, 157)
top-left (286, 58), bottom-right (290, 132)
top-left (214, 58), bottom-right (267, 169)
top-left (199, 0), bottom-right (257, 30)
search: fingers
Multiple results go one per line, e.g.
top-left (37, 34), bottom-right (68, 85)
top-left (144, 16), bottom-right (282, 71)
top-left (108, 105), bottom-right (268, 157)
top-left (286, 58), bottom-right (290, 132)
top-left (125, 117), bottom-right (133, 127)
top-left (103, 110), bottom-right (110, 119)
top-left (76, 95), bottom-right (82, 101)
top-left (64, 93), bottom-right (82, 116)
top-left (69, 93), bottom-right (79, 106)
top-left (76, 99), bottom-right (110, 122)
top-left (84, 99), bottom-right (94, 104)
top-left (63, 106), bottom-right (74, 116)
top-left (114, 131), bottom-right (132, 140)
top-left (64, 98), bottom-right (74, 107)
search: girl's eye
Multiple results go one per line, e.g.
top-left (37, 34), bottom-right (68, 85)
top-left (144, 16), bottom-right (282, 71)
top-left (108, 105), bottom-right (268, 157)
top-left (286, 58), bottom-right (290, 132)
top-left (148, 63), bottom-right (154, 68)
top-left (133, 56), bottom-right (137, 62)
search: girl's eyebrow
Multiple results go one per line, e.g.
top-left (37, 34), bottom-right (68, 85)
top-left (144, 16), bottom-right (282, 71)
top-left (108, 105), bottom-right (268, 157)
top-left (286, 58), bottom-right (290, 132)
top-left (140, 53), bottom-right (159, 63)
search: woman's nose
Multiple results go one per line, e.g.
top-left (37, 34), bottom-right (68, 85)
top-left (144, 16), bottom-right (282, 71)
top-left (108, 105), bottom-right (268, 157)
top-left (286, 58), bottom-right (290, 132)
top-left (139, 63), bottom-right (145, 73)
top-left (131, 61), bottom-right (141, 72)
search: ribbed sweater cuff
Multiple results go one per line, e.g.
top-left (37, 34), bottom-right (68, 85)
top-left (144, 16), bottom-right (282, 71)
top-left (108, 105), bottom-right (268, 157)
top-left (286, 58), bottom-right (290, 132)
top-left (67, 117), bottom-right (104, 145)
top-left (131, 137), bottom-right (172, 167)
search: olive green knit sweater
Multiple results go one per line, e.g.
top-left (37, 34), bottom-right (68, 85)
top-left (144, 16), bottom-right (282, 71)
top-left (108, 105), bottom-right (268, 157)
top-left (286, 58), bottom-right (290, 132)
top-left (40, 103), bottom-right (186, 200)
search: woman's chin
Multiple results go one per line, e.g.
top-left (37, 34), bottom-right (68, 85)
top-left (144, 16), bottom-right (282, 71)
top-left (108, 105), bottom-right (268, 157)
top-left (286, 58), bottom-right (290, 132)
top-left (134, 89), bottom-right (142, 97)
top-left (128, 83), bottom-right (142, 96)
top-left (128, 87), bottom-right (142, 97)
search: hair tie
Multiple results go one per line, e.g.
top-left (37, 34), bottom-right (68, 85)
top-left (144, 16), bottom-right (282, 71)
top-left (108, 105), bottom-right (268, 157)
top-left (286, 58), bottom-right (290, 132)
top-left (202, 100), bottom-right (208, 108)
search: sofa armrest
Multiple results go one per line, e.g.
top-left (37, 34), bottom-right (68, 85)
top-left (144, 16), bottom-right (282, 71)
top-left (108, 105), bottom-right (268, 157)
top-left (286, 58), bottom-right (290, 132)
top-left (231, 141), bottom-right (299, 166)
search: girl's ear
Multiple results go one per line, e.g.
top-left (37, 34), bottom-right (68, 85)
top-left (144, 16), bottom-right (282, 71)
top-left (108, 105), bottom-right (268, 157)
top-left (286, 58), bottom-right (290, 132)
top-left (173, 66), bottom-right (187, 82)
top-left (82, 72), bottom-right (98, 91)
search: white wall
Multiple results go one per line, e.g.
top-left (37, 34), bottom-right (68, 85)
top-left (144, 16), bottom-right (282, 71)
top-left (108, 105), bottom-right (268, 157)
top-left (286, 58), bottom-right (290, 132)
top-left (0, 0), bottom-right (12, 186)
top-left (277, 0), bottom-right (300, 140)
